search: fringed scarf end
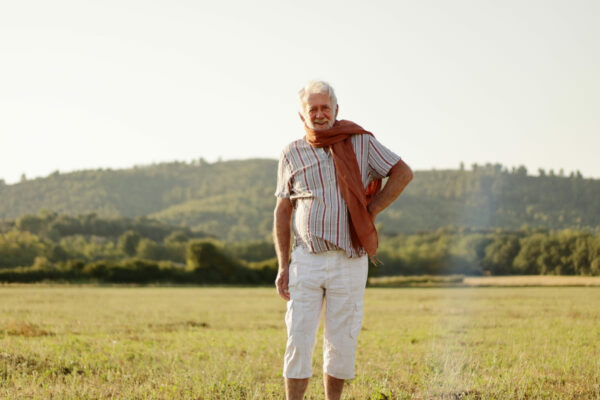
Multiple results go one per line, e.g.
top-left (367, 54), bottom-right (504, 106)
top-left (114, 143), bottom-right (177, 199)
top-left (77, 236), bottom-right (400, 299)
top-left (368, 254), bottom-right (382, 266)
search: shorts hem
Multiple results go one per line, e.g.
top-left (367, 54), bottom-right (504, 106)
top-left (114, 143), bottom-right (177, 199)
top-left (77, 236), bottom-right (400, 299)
top-left (323, 369), bottom-right (354, 380)
top-left (282, 372), bottom-right (312, 379)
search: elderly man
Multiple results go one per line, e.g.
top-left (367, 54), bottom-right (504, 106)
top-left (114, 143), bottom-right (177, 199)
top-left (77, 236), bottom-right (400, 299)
top-left (274, 81), bottom-right (413, 400)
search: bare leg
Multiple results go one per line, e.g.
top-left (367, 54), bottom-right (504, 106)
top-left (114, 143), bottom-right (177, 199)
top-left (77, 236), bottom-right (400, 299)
top-left (324, 374), bottom-right (345, 400)
top-left (286, 378), bottom-right (309, 400)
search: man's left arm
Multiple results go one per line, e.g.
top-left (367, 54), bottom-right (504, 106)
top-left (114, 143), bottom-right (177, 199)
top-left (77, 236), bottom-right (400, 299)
top-left (367, 159), bottom-right (413, 219)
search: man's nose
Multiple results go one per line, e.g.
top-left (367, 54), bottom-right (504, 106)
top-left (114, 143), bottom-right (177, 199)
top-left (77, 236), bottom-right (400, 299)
top-left (316, 109), bottom-right (325, 118)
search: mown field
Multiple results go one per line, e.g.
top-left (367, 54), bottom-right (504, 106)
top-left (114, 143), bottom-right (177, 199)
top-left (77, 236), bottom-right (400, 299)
top-left (1, 285), bottom-right (599, 399)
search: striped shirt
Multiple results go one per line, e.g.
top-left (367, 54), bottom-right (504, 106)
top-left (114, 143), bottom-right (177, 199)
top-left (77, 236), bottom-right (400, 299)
top-left (275, 134), bottom-right (401, 258)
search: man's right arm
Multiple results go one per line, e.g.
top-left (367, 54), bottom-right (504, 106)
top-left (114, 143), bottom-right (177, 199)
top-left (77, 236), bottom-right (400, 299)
top-left (274, 197), bottom-right (294, 301)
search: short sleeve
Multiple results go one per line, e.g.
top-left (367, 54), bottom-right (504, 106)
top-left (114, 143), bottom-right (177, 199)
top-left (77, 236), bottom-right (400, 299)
top-left (368, 136), bottom-right (401, 179)
top-left (274, 151), bottom-right (293, 198)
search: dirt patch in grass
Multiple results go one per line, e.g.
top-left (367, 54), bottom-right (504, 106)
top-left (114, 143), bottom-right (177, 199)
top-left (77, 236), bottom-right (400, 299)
top-left (0, 352), bottom-right (92, 377)
top-left (2, 319), bottom-right (54, 337)
top-left (0, 352), bottom-right (42, 372)
top-left (431, 390), bottom-right (481, 400)
top-left (148, 320), bottom-right (209, 332)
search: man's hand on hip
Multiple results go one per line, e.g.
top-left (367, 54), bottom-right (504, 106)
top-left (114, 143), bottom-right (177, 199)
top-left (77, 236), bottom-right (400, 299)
top-left (276, 267), bottom-right (290, 301)
top-left (367, 160), bottom-right (413, 217)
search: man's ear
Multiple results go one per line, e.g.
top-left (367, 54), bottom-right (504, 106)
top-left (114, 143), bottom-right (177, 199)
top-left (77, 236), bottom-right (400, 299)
top-left (298, 112), bottom-right (305, 123)
top-left (335, 105), bottom-right (339, 119)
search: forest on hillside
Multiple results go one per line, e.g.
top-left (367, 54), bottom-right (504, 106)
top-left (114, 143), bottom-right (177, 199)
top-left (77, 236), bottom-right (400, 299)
top-left (0, 160), bottom-right (599, 242)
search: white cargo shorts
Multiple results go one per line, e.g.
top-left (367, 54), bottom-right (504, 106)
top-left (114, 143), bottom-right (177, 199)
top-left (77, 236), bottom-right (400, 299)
top-left (283, 245), bottom-right (369, 380)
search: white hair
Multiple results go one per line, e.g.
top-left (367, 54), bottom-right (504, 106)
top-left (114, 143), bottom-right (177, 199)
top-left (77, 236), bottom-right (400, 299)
top-left (297, 80), bottom-right (338, 118)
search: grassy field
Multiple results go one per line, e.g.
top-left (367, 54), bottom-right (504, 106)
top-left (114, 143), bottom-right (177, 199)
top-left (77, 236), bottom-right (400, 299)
top-left (1, 285), bottom-right (599, 399)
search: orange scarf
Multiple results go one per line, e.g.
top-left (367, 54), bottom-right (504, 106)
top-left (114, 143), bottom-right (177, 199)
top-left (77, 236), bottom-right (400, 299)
top-left (304, 120), bottom-right (381, 256)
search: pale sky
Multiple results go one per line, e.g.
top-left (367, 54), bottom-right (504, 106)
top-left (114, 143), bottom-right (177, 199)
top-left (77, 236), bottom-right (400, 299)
top-left (1, 0), bottom-right (598, 184)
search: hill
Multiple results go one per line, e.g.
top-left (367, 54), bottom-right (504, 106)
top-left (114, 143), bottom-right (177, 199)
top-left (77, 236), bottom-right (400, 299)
top-left (1, 160), bottom-right (599, 241)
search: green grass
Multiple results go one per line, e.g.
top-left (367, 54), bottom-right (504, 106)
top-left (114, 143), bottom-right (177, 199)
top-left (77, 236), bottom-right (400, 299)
top-left (1, 286), bottom-right (599, 399)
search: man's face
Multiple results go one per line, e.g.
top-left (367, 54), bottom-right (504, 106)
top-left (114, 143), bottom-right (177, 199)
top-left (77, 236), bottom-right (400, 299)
top-left (302, 92), bottom-right (337, 130)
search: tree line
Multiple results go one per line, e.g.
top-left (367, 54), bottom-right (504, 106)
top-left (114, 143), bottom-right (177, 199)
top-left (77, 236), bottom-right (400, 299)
top-left (0, 212), bottom-right (278, 283)
top-left (1, 212), bottom-right (598, 284)
top-left (375, 226), bottom-right (600, 277)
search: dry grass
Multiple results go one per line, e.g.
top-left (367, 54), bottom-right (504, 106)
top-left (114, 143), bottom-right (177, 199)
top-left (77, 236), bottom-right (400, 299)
top-left (1, 286), bottom-right (599, 399)
top-left (369, 275), bottom-right (600, 287)
top-left (464, 275), bottom-right (600, 286)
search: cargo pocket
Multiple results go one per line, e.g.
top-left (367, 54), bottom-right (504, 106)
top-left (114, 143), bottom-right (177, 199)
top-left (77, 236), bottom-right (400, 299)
top-left (349, 301), bottom-right (364, 339)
